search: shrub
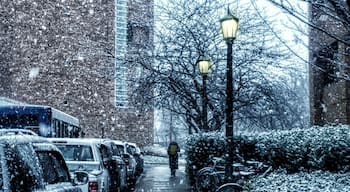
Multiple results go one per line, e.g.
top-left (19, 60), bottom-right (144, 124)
top-left (185, 124), bottom-right (350, 186)
top-left (185, 132), bottom-right (226, 184)
top-left (254, 125), bottom-right (350, 173)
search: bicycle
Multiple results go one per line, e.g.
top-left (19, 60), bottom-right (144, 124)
top-left (194, 157), bottom-right (226, 192)
top-left (195, 157), bottom-right (272, 192)
top-left (215, 164), bottom-right (272, 192)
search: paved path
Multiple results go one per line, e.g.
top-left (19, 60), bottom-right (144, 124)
top-left (133, 164), bottom-right (193, 192)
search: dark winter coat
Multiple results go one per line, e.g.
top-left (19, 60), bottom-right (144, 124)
top-left (167, 141), bottom-right (180, 169)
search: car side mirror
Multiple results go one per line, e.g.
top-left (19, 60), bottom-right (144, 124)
top-left (102, 158), bottom-right (111, 167)
top-left (73, 171), bottom-right (89, 185)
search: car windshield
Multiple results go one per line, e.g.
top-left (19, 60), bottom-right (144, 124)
top-left (56, 145), bottom-right (94, 161)
top-left (5, 143), bottom-right (42, 191)
top-left (116, 145), bottom-right (125, 154)
top-left (127, 145), bottom-right (137, 155)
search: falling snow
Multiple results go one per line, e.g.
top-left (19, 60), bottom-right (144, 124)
top-left (29, 67), bottom-right (40, 79)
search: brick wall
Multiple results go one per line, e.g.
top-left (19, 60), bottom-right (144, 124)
top-left (0, 0), bottom-right (154, 146)
top-left (309, 3), bottom-right (350, 126)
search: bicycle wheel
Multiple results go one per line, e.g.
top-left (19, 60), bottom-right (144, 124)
top-left (215, 183), bottom-right (243, 192)
top-left (195, 167), bottom-right (219, 192)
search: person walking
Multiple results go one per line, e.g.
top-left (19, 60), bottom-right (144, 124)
top-left (167, 141), bottom-right (180, 177)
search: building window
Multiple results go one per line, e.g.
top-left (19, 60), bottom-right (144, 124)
top-left (127, 24), bottom-right (150, 46)
top-left (115, 0), bottom-right (128, 108)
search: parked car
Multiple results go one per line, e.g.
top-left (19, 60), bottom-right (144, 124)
top-left (48, 138), bottom-right (120, 192)
top-left (0, 129), bottom-right (87, 192)
top-left (102, 140), bottom-right (128, 191)
top-left (126, 142), bottom-right (144, 176)
top-left (112, 140), bottom-right (137, 185)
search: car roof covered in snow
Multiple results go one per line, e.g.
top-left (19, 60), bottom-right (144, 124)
top-left (125, 142), bottom-right (142, 154)
top-left (0, 131), bottom-right (60, 152)
top-left (0, 128), bottom-right (38, 136)
top-left (0, 132), bottom-right (46, 145)
top-left (48, 137), bottom-right (110, 145)
top-left (111, 140), bottom-right (128, 146)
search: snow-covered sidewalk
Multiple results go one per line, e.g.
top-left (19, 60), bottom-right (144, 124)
top-left (134, 163), bottom-right (191, 192)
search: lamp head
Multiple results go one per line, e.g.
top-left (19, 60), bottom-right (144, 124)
top-left (220, 11), bottom-right (239, 41)
top-left (197, 56), bottom-right (211, 75)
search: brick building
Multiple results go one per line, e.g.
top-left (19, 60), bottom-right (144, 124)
top-left (309, 1), bottom-right (350, 126)
top-left (0, 0), bottom-right (154, 146)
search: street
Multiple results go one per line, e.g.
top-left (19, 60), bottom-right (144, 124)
top-left (133, 164), bottom-right (192, 192)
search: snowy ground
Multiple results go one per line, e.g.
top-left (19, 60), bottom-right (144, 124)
top-left (249, 170), bottom-right (350, 191)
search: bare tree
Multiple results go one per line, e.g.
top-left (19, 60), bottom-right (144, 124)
top-left (264, 0), bottom-right (350, 125)
top-left (264, 0), bottom-right (350, 79)
top-left (130, 0), bottom-right (308, 133)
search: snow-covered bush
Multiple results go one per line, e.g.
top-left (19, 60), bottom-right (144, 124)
top-left (232, 134), bottom-right (259, 160)
top-left (253, 125), bottom-right (350, 172)
top-left (185, 125), bottom-right (350, 188)
top-left (185, 132), bottom-right (226, 184)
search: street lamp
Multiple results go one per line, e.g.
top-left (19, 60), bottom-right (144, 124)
top-left (197, 56), bottom-right (211, 132)
top-left (220, 8), bottom-right (239, 182)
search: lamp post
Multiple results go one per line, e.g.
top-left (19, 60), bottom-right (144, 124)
top-left (220, 8), bottom-right (239, 182)
top-left (197, 56), bottom-right (211, 132)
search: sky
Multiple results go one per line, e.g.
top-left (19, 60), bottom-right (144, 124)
top-left (254, 0), bottom-right (308, 60)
